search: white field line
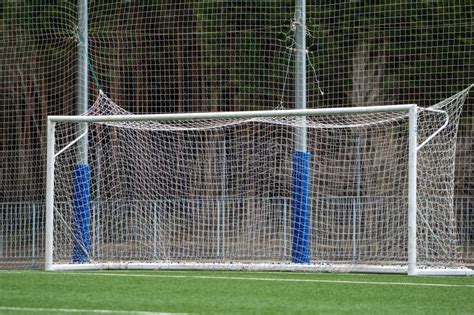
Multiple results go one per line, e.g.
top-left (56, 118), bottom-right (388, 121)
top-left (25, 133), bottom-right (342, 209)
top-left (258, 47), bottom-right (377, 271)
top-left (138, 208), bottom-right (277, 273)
top-left (2, 271), bottom-right (471, 288)
top-left (0, 306), bottom-right (190, 315)
top-left (70, 272), bottom-right (474, 288)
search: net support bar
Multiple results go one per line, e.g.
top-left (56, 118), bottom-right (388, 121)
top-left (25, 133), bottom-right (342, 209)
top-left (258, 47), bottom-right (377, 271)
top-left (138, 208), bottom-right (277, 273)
top-left (292, 0), bottom-right (310, 264)
top-left (291, 151), bottom-right (311, 263)
top-left (77, 0), bottom-right (88, 165)
top-left (72, 164), bottom-right (91, 263)
top-left (407, 104), bottom-right (417, 275)
top-left (45, 121), bottom-right (56, 271)
top-left (74, 0), bottom-right (90, 265)
top-left (294, 0), bottom-right (307, 153)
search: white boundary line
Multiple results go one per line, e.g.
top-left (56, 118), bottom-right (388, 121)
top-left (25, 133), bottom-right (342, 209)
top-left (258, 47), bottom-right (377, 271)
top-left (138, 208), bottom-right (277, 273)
top-left (2, 271), bottom-right (472, 288)
top-left (69, 272), bottom-right (474, 288)
top-left (0, 306), bottom-right (189, 315)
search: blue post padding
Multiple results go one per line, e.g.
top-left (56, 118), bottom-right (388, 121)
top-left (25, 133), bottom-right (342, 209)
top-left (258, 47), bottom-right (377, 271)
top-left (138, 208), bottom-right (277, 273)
top-left (291, 151), bottom-right (311, 263)
top-left (73, 164), bottom-right (91, 263)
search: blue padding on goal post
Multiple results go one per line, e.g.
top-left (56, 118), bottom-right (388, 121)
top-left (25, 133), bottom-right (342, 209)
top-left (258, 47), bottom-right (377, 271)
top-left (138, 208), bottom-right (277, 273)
top-left (72, 164), bottom-right (91, 263)
top-left (291, 151), bottom-right (311, 264)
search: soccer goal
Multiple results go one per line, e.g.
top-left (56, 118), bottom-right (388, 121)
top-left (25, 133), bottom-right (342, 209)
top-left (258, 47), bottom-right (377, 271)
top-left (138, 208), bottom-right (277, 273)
top-left (45, 92), bottom-right (472, 275)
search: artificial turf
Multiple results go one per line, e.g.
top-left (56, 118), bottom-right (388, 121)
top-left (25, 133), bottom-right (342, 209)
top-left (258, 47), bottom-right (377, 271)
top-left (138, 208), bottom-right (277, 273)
top-left (0, 270), bottom-right (473, 314)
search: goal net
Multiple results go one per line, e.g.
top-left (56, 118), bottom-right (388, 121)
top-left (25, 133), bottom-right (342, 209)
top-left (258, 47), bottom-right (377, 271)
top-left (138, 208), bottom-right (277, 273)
top-left (46, 90), bottom-right (472, 275)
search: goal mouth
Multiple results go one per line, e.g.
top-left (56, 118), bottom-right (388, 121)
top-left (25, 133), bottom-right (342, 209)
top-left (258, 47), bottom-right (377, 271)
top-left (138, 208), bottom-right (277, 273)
top-left (45, 90), bottom-right (471, 275)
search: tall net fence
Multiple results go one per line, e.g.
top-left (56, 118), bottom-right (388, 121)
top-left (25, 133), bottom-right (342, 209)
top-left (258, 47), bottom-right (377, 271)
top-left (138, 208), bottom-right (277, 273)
top-left (0, 1), bottom-right (472, 269)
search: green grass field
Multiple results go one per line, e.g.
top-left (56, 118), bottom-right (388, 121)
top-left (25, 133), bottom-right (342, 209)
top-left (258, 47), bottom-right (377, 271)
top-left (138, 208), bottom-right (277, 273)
top-left (1, 270), bottom-right (473, 314)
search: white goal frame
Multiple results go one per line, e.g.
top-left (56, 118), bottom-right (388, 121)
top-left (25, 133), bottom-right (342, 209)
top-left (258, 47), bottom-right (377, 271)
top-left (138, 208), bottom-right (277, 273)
top-left (44, 104), bottom-right (472, 276)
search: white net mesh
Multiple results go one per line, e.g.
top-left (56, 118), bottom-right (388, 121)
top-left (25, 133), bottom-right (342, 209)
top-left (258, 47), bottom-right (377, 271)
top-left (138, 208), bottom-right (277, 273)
top-left (49, 90), bottom-right (468, 272)
top-left (0, 2), bottom-right (472, 269)
top-left (88, 1), bottom-right (295, 112)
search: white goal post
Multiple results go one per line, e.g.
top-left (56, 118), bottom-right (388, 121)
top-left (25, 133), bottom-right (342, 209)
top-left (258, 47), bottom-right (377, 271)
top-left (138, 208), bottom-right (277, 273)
top-left (45, 93), bottom-right (472, 275)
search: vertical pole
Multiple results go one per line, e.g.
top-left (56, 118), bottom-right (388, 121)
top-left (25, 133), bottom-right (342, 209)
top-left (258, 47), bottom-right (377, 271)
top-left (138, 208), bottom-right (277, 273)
top-left (0, 225), bottom-right (2, 258)
top-left (94, 142), bottom-right (102, 258)
top-left (72, 165), bottom-right (91, 263)
top-left (291, 0), bottom-right (311, 264)
top-left (32, 203), bottom-right (36, 268)
top-left (45, 120), bottom-right (55, 271)
top-left (294, 0), bottom-right (307, 151)
top-left (221, 136), bottom-right (226, 258)
top-left (216, 198), bottom-right (220, 258)
top-left (73, 0), bottom-right (91, 263)
top-left (291, 152), bottom-right (311, 263)
top-left (408, 104), bottom-right (417, 275)
top-left (78, 0), bottom-right (88, 163)
top-left (153, 202), bottom-right (157, 258)
top-left (283, 199), bottom-right (287, 257)
top-left (352, 136), bottom-right (361, 264)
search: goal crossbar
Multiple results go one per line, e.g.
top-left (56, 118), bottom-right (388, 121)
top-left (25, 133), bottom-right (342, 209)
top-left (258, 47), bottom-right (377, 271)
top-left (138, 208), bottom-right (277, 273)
top-left (47, 104), bottom-right (415, 124)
